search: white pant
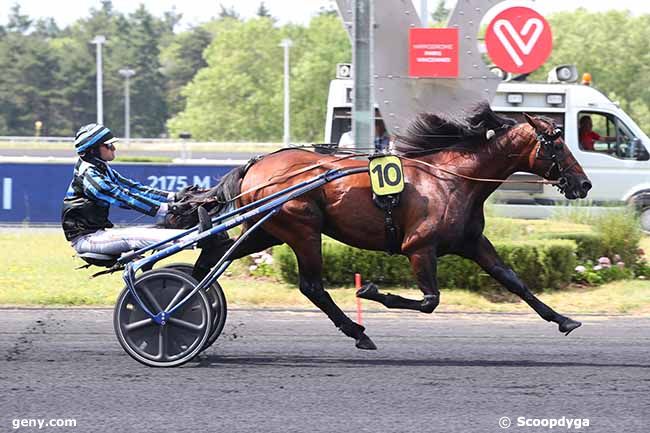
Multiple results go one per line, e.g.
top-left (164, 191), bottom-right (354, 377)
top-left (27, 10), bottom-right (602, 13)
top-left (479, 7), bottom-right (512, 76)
top-left (71, 227), bottom-right (187, 256)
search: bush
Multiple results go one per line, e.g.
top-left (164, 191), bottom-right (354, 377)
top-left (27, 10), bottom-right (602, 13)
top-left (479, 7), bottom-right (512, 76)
top-left (591, 208), bottom-right (641, 266)
top-left (542, 232), bottom-right (605, 261)
top-left (274, 238), bottom-right (577, 292)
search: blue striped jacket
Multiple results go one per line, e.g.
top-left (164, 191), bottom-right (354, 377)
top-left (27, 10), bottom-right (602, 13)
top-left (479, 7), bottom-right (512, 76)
top-left (61, 157), bottom-right (170, 240)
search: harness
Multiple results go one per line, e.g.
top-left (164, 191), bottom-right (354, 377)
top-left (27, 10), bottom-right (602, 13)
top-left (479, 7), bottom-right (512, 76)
top-left (534, 128), bottom-right (578, 196)
top-left (368, 154), bottom-right (405, 255)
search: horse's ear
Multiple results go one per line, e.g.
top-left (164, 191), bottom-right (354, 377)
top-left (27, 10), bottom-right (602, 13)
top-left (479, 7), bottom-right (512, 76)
top-left (523, 113), bottom-right (538, 129)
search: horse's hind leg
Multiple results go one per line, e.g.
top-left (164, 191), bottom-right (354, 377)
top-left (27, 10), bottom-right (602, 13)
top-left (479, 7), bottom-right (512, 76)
top-left (290, 237), bottom-right (377, 350)
top-left (467, 236), bottom-right (581, 335)
top-left (357, 247), bottom-right (440, 313)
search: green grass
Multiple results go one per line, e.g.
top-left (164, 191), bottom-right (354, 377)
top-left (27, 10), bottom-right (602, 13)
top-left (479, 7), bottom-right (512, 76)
top-left (2, 230), bottom-right (649, 314)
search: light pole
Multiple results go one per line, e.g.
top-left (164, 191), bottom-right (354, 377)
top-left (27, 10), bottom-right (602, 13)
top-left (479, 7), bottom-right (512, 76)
top-left (91, 35), bottom-right (106, 124)
top-left (118, 68), bottom-right (136, 145)
top-left (279, 38), bottom-right (293, 146)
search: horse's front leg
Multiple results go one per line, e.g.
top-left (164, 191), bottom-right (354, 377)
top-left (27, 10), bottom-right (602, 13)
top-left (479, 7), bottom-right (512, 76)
top-left (357, 247), bottom-right (440, 313)
top-left (465, 235), bottom-right (581, 335)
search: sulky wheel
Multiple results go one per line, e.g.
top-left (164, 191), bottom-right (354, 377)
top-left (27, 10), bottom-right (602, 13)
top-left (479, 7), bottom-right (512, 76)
top-left (113, 269), bottom-right (211, 367)
top-left (161, 263), bottom-right (227, 353)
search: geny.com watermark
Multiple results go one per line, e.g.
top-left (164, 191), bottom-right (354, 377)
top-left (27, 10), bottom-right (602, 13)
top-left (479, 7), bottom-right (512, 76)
top-left (499, 416), bottom-right (590, 430)
top-left (11, 418), bottom-right (77, 430)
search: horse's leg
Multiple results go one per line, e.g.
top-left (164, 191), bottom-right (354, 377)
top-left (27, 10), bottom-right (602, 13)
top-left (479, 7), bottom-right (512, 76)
top-left (192, 229), bottom-right (281, 281)
top-left (466, 235), bottom-right (581, 335)
top-left (293, 239), bottom-right (377, 350)
top-left (357, 247), bottom-right (440, 313)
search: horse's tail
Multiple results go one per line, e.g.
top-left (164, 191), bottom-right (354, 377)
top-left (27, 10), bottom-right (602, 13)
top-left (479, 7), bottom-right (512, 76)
top-left (207, 164), bottom-right (248, 215)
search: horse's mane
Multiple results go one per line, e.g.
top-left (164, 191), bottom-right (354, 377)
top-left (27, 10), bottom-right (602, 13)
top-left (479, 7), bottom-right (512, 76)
top-left (394, 101), bottom-right (517, 155)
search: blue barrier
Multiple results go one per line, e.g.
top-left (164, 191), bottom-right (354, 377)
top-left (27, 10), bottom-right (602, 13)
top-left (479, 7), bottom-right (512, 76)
top-left (0, 161), bottom-right (240, 224)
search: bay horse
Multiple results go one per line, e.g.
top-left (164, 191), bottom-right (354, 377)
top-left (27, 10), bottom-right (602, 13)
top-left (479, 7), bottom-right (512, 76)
top-left (171, 103), bottom-right (592, 350)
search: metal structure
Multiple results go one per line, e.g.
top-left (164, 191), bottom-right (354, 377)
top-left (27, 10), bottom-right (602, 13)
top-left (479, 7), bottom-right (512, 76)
top-left (335, 0), bottom-right (505, 136)
top-left (279, 39), bottom-right (293, 146)
top-left (352, 0), bottom-right (374, 152)
top-left (118, 68), bottom-right (136, 145)
top-left (90, 35), bottom-right (106, 125)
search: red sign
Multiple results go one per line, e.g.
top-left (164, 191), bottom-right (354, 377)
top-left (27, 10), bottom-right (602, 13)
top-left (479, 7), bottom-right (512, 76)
top-left (408, 28), bottom-right (459, 78)
top-left (485, 6), bottom-right (552, 74)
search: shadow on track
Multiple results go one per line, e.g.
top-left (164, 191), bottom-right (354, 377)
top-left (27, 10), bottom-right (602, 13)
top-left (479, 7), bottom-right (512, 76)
top-left (188, 355), bottom-right (650, 370)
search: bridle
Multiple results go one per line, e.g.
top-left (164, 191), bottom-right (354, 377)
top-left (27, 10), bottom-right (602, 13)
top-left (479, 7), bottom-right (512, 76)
top-left (534, 127), bottom-right (578, 195)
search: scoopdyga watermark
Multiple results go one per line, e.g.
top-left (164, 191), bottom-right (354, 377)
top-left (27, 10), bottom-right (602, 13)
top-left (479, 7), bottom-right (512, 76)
top-left (499, 416), bottom-right (590, 429)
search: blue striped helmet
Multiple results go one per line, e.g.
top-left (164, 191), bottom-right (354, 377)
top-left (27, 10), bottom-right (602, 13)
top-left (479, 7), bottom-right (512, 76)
top-left (74, 123), bottom-right (116, 154)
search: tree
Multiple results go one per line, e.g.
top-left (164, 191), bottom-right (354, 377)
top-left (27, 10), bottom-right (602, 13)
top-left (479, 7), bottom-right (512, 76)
top-left (160, 26), bottom-right (213, 116)
top-left (7, 3), bottom-right (32, 33)
top-left (291, 14), bottom-right (351, 141)
top-left (219, 4), bottom-right (240, 20)
top-left (168, 18), bottom-right (284, 140)
top-left (256, 2), bottom-right (272, 18)
top-left (119, 6), bottom-right (169, 137)
top-left (33, 18), bottom-right (61, 39)
top-left (0, 31), bottom-right (65, 135)
top-left (431, 0), bottom-right (450, 27)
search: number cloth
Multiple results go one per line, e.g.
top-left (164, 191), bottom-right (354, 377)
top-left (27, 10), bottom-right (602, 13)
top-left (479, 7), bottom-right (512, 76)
top-left (369, 155), bottom-right (405, 196)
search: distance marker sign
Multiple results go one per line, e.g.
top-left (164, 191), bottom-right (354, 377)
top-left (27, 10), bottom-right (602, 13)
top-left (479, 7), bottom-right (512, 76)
top-left (485, 6), bottom-right (552, 74)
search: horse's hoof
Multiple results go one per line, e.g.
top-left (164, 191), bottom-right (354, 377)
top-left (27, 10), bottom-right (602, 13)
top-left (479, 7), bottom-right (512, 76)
top-left (356, 283), bottom-right (379, 299)
top-left (355, 334), bottom-right (377, 350)
top-left (559, 318), bottom-right (582, 335)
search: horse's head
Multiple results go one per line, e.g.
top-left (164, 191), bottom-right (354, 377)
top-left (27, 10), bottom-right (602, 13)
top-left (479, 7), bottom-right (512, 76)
top-left (523, 114), bottom-right (592, 200)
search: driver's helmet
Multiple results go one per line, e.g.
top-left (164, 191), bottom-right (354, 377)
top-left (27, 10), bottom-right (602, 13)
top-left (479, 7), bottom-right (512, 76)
top-left (74, 123), bottom-right (116, 154)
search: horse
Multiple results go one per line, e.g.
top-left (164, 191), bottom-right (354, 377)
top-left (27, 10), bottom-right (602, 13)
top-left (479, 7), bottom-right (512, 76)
top-left (169, 103), bottom-right (592, 350)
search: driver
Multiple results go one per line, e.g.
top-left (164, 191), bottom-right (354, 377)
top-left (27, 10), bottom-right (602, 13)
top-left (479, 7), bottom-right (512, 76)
top-left (61, 123), bottom-right (231, 280)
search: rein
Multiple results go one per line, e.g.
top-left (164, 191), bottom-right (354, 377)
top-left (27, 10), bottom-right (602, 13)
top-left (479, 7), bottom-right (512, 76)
top-left (399, 154), bottom-right (559, 185)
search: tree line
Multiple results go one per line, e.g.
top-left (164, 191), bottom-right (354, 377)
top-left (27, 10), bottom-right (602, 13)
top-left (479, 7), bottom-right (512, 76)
top-left (0, 2), bottom-right (649, 142)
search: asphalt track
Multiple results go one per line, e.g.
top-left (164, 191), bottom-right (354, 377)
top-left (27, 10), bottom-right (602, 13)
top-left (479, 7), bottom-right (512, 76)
top-left (1, 308), bottom-right (649, 433)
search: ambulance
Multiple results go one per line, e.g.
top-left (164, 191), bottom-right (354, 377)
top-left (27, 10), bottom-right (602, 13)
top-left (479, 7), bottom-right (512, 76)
top-left (324, 65), bottom-right (650, 230)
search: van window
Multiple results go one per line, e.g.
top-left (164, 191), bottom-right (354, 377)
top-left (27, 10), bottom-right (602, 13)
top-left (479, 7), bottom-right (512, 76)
top-left (578, 111), bottom-right (649, 160)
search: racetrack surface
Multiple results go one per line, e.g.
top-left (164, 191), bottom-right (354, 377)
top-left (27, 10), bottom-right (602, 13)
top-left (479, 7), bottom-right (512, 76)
top-left (2, 309), bottom-right (649, 433)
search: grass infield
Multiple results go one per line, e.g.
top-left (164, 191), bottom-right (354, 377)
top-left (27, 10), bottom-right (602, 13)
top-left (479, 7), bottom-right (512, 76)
top-left (1, 230), bottom-right (649, 314)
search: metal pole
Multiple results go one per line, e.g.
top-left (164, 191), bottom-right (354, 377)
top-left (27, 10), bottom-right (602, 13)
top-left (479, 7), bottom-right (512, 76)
top-left (420, 0), bottom-right (428, 27)
top-left (119, 69), bottom-right (136, 146)
top-left (279, 39), bottom-right (293, 146)
top-left (91, 36), bottom-right (106, 125)
top-left (353, 0), bottom-right (373, 153)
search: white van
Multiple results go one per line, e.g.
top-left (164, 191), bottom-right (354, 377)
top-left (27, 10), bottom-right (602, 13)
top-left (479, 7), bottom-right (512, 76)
top-left (325, 69), bottom-right (650, 230)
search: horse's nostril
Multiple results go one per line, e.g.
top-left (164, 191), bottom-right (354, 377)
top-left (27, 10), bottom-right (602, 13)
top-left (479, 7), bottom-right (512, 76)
top-left (582, 180), bottom-right (592, 191)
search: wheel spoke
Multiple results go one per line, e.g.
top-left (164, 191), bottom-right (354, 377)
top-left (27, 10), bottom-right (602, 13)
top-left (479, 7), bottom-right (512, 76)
top-left (168, 317), bottom-right (204, 332)
top-left (164, 282), bottom-right (191, 311)
top-left (124, 318), bottom-right (154, 332)
top-left (141, 285), bottom-right (163, 313)
top-left (157, 326), bottom-right (168, 360)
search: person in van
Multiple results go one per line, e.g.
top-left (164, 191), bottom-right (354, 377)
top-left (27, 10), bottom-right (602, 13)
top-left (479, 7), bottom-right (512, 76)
top-left (337, 117), bottom-right (391, 152)
top-left (578, 115), bottom-right (616, 152)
